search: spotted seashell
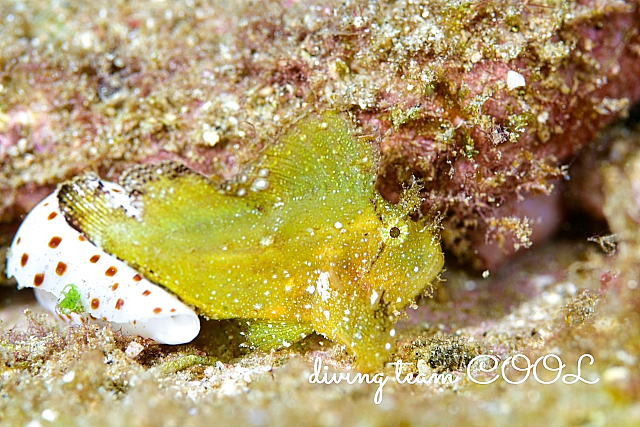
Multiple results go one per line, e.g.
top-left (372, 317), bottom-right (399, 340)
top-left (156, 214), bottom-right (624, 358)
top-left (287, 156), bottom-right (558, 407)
top-left (5, 184), bottom-right (199, 345)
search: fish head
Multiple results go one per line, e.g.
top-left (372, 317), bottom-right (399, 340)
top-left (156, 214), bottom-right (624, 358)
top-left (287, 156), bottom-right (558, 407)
top-left (307, 185), bottom-right (444, 372)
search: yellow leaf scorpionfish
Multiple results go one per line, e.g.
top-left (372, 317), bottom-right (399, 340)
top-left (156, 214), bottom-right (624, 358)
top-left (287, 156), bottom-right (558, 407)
top-left (7, 111), bottom-right (444, 372)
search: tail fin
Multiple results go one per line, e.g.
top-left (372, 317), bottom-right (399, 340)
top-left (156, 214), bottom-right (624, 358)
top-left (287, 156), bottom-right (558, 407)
top-left (58, 161), bottom-right (200, 249)
top-left (56, 161), bottom-right (233, 291)
top-left (57, 174), bottom-right (133, 249)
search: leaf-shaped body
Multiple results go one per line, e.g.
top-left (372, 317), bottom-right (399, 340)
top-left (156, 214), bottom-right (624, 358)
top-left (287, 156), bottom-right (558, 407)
top-left (59, 112), bottom-right (444, 371)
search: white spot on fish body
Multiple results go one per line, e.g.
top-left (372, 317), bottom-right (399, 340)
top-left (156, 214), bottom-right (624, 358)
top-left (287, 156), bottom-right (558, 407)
top-left (250, 178), bottom-right (269, 192)
top-left (260, 235), bottom-right (274, 247)
top-left (370, 290), bottom-right (379, 306)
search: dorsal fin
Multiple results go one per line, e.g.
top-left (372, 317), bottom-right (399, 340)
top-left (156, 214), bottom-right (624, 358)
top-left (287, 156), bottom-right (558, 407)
top-left (230, 111), bottom-right (378, 203)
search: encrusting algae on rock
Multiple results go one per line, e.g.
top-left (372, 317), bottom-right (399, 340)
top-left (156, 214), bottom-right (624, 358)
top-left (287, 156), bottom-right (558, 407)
top-left (52, 111), bottom-right (444, 371)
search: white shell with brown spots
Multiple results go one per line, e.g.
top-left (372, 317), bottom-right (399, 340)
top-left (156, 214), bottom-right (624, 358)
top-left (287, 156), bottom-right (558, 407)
top-left (5, 185), bottom-right (200, 345)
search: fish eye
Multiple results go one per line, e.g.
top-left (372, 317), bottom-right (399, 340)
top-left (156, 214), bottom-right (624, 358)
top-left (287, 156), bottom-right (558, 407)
top-left (389, 227), bottom-right (401, 238)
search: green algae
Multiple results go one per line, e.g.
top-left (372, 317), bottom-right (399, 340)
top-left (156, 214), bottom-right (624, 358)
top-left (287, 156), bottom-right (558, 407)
top-left (57, 284), bottom-right (84, 315)
top-left (156, 354), bottom-right (218, 375)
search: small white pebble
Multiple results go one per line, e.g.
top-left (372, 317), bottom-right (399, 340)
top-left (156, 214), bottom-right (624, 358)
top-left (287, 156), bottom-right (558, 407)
top-left (125, 341), bottom-right (145, 358)
top-left (603, 366), bottom-right (629, 384)
top-left (41, 409), bottom-right (56, 422)
top-left (202, 128), bottom-right (220, 146)
top-left (506, 70), bottom-right (525, 90)
top-left (537, 111), bottom-right (549, 124)
top-left (62, 371), bottom-right (75, 383)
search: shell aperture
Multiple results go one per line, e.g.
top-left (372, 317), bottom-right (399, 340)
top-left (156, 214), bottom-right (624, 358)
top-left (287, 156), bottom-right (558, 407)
top-left (57, 112), bottom-right (444, 371)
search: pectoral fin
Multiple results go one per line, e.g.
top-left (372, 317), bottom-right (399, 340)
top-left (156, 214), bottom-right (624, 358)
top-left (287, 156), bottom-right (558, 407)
top-left (244, 320), bottom-right (312, 351)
